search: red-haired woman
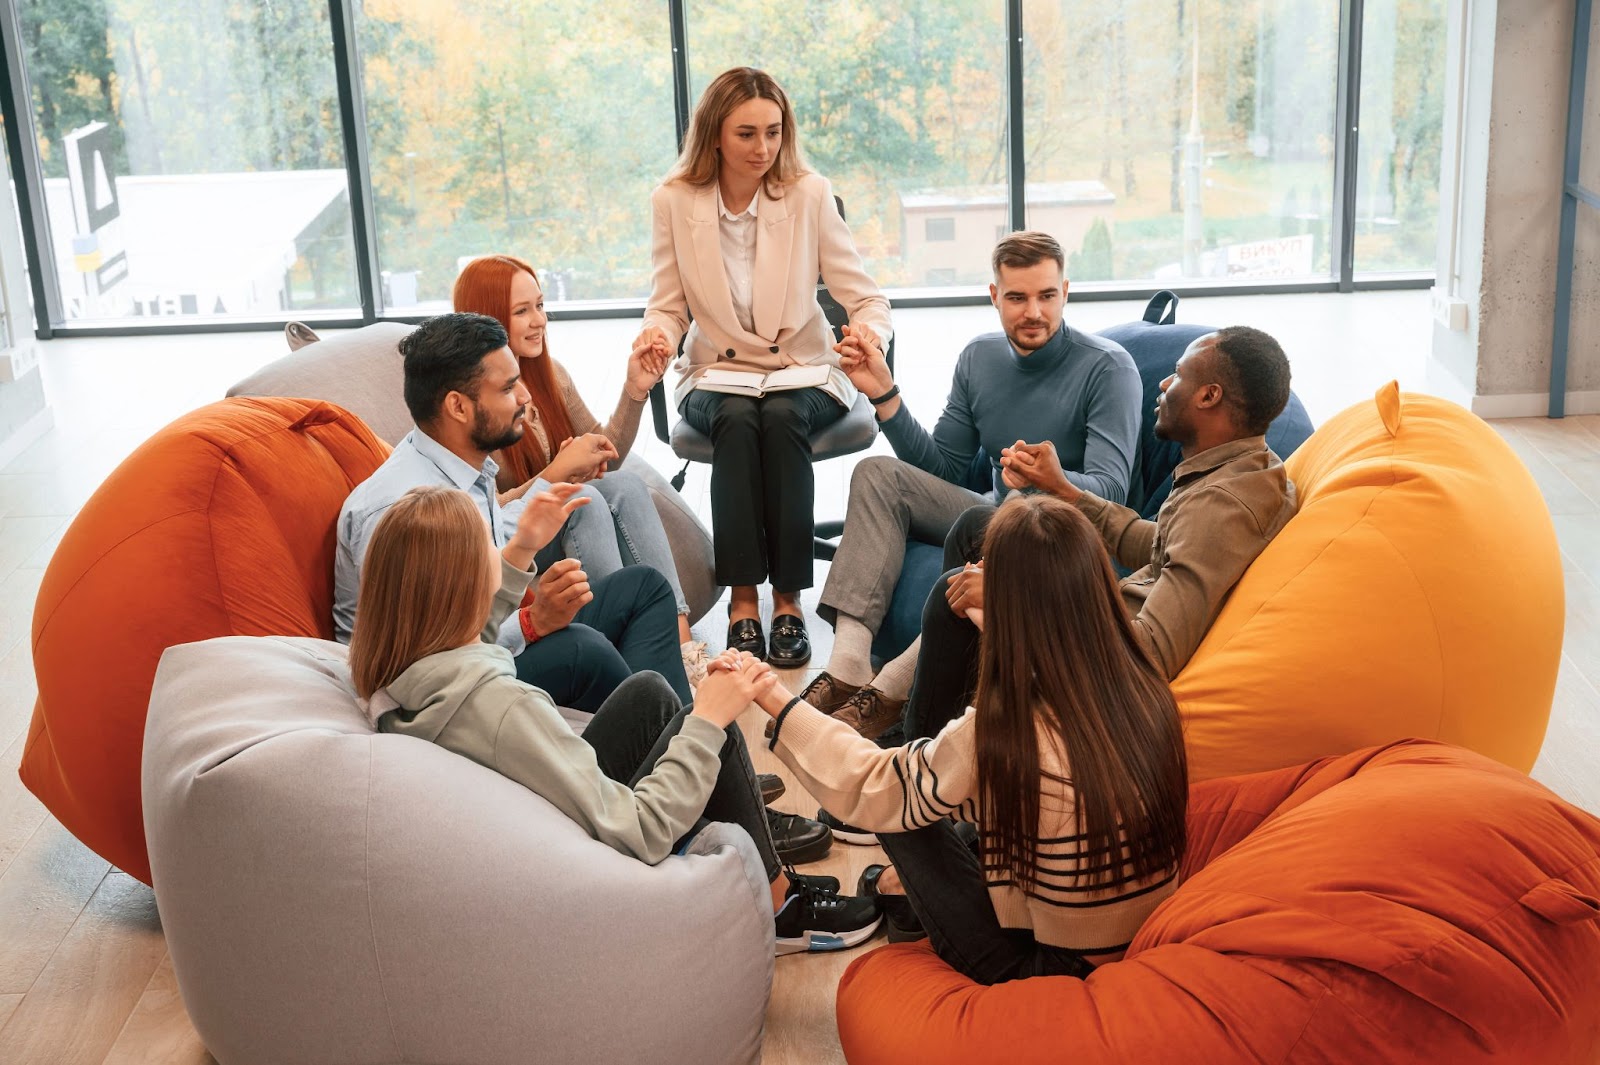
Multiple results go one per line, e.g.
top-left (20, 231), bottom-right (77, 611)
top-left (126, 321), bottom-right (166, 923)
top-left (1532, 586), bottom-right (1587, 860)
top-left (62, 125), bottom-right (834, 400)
top-left (754, 494), bottom-right (1188, 983)
top-left (636, 67), bottom-right (892, 667)
top-left (454, 255), bottom-right (706, 685)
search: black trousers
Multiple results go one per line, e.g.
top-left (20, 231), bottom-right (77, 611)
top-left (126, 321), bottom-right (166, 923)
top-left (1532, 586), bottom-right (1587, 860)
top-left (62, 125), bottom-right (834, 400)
top-left (878, 819), bottom-right (1093, 985)
top-left (682, 387), bottom-right (846, 592)
top-left (578, 671), bottom-right (782, 883)
top-left (513, 566), bottom-right (690, 712)
top-left (902, 504), bottom-right (995, 742)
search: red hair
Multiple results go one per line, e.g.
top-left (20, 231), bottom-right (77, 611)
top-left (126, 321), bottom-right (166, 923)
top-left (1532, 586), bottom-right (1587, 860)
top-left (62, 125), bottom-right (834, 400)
top-left (452, 255), bottom-right (574, 483)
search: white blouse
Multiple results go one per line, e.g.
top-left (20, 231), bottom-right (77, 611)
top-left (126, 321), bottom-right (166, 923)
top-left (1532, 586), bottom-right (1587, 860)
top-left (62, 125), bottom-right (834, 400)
top-left (716, 185), bottom-right (759, 335)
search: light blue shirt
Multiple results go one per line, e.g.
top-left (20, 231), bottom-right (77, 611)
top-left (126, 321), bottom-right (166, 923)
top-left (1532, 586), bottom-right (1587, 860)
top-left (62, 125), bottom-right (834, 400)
top-left (333, 428), bottom-right (544, 651)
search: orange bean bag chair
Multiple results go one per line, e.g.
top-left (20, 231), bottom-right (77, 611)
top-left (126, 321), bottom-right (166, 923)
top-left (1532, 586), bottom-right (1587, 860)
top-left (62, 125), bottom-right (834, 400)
top-left (836, 739), bottom-right (1600, 1064)
top-left (20, 398), bottom-right (389, 883)
top-left (1173, 382), bottom-right (1562, 781)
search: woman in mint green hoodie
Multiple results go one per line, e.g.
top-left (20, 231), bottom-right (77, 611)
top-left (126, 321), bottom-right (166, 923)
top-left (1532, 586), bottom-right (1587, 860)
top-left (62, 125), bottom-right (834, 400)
top-left (347, 482), bottom-right (880, 955)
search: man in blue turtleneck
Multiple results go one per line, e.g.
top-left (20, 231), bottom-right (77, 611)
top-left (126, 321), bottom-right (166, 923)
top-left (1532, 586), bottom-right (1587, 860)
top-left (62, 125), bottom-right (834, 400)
top-left (807, 230), bottom-right (1141, 743)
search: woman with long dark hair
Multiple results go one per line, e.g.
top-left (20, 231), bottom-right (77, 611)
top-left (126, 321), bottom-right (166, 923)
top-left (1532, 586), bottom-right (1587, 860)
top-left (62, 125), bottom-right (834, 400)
top-left (636, 66), bottom-right (892, 667)
top-left (454, 255), bottom-right (706, 684)
top-left (755, 493), bottom-right (1188, 982)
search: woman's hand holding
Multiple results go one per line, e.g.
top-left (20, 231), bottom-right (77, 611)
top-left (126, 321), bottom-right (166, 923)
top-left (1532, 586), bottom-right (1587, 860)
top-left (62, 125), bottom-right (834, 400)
top-left (834, 324), bottom-right (892, 395)
top-left (545, 433), bottom-right (619, 483)
top-left (693, 651), bottom-right (778, 728)
top-left (625, 338), bottom-right (670, 400)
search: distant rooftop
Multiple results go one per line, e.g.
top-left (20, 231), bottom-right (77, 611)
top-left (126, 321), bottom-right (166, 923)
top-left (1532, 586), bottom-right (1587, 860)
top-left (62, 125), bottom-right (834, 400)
top-left (899, 181), bottom-right (1116, 211)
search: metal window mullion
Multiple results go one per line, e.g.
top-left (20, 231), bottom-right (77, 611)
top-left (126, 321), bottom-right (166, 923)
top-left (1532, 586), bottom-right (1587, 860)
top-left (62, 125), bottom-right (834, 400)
top-left (1005, 0), bottom-right (1025, 232)
top-left (1331, 0), bottom-right (1364, 291)
top-left (669, 0), bottom-right (691, 149)
top-left (0, 0), bottom-right (63, 338)
top-left (1550, 0), bottom-right (1593, 418)
top-left (327, 0), bottom-right (380, 322)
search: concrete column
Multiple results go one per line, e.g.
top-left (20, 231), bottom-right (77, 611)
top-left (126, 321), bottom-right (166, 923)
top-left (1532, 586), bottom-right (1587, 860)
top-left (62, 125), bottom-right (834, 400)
top-left (1430, 0), bottom-right (1600, 417)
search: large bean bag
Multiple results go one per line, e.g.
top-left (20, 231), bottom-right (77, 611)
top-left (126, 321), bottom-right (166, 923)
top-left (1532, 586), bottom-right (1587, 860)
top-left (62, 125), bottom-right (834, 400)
top-left (1174, 381), bottom-right (1561, 780)
top-left (230, 322), bottom-right (723, 623)
top-left (21, 397), bottom-right (388, 883)
top-left (837, 739), bottom-right (1600, 1064)
top-left (144, 634), bottom-right (772, 1065)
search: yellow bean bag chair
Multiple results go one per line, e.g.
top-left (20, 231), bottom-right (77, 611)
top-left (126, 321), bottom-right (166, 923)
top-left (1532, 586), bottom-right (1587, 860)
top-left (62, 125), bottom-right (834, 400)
top-left (1174, 382), bottom-right (1562, 781)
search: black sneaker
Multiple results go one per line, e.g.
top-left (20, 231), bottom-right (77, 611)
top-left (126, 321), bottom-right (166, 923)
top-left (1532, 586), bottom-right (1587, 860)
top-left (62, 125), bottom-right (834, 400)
top-left (768, 808), bottom-right (832, 865)
top-left (757, 773), bottom-right (785, 804)
top-left (858, 864), bottom-right (926, 943)
top-left (816, 807), bottom-right (878, 846)
top-left (787, 869), bottom-right (841, 894)
top-left (774, 873), bottom-right (882, 955)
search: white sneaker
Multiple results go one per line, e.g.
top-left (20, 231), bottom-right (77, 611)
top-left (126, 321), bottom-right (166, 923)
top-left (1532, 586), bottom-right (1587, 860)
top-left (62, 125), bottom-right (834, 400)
top-left (681, 639), bottom-right (709, 691)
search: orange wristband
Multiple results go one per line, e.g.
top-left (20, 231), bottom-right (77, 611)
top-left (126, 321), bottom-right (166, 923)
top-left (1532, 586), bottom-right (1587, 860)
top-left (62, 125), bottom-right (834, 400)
top-left (518, 608), bottom-right (542, 645)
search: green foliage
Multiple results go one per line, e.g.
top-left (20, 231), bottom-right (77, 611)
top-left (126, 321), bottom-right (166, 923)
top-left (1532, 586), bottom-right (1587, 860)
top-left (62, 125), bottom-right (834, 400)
top-left (1069, 217), bottom-right (1114, 281)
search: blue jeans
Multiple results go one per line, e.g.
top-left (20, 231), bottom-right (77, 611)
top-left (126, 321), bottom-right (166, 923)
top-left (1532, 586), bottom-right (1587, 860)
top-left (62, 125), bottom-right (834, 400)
top-left (533, 470), bottom-right (689, 617)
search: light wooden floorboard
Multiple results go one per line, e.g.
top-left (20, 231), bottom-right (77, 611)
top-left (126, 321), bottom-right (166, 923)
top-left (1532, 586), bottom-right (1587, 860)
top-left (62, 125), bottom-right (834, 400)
top-left (0, 872), bottom-right (165, 1065)
top-left (0, 316), bottom-right (1594, 1063)
top-left (100, 954), bottom-right (216, 1065)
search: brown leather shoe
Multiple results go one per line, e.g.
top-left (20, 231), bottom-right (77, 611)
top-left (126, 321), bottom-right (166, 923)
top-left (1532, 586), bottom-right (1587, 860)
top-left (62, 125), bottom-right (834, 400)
top-left (831, 686), bottom-right (906, 741)
top-left (798, 671), bottom-right (863, 715)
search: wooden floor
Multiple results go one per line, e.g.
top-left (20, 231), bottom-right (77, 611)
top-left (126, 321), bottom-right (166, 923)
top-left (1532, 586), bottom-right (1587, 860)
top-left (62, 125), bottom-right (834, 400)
top-left (0, 305), bottom-right (1597, 1063)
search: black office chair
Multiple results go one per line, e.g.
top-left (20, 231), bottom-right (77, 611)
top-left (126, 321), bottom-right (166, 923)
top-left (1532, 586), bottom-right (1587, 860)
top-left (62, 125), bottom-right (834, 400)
top-left (647, 200), bottom-right (893, 561)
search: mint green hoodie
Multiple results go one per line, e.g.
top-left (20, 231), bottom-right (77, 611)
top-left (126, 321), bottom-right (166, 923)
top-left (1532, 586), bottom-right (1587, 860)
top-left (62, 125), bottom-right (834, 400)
top-left (375, 557), bottom-right (726, 864)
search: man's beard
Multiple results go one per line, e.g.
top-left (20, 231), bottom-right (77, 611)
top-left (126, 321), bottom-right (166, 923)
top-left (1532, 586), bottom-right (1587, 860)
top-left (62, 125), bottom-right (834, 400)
top-left (471, 404), bottom-right (525, 452)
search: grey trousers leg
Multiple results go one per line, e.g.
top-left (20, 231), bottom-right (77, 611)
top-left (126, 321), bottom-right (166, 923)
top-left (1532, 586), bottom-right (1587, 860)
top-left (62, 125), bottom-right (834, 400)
top-left (818, 456), bottom-right (988, 632)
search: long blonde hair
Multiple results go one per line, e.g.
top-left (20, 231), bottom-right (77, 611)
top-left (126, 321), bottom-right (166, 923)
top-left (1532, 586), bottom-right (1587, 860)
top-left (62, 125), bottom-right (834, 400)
top-left (349, 486), bottom-right (499, 699)
top-left (666, 67), bottom-right (810, 194)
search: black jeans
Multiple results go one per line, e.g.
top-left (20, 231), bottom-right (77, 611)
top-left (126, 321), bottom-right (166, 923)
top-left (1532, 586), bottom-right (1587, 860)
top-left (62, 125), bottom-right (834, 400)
top-left (878, 819), bottom-right (1092, 985)
top-left (514, 566), bottom-right (690, 712)
top-left (682, 387), bottom-right (846, 592)
top-left (579, 672), bottom-right (782, 883)
top-left (902, 504), bottom-right (996, 742)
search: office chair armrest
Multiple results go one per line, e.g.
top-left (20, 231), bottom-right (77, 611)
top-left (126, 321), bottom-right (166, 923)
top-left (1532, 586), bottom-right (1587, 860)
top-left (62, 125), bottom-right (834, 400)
top-left (650, 379), bottom-right (670, 445)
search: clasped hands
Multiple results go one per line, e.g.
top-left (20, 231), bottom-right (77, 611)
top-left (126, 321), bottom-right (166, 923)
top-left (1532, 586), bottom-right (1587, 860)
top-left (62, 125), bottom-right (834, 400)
top-left (946, 561), bottom-right (985, 631)
top-left (833, 323), bottom-right (892, 396)
top-left (999, 438), bottom-right (1079, 502)
top-left (628, 327), bottom-right (673, 400)
top-left (544, 432), bottom-right (618, 485)
top-left (693, 649), bottom-right (789, 728)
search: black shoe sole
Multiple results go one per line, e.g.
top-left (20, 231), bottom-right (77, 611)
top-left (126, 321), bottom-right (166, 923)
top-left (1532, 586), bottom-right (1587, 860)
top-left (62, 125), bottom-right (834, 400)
top-left (766, 649), bottom-right (812, 669)
top-left (758, 774), bottom-right (785, 804)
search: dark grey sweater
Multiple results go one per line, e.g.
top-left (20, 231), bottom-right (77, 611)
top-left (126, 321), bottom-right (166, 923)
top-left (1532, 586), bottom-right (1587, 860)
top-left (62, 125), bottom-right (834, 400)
top-left (881, 322), bottom-right (1142, 503)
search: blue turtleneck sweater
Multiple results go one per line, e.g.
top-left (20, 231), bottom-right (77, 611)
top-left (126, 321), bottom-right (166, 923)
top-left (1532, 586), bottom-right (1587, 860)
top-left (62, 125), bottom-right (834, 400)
top-left (880, 322), bottom-right (1142, 503)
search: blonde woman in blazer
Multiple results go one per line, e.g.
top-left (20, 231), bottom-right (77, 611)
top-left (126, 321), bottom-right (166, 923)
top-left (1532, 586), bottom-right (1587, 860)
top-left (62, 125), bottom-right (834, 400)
top-left (636, 67), bottom-right (892, 667)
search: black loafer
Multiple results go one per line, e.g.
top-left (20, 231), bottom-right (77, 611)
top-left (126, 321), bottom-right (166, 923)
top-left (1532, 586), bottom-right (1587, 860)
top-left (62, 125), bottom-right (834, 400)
top-left (727, 617), bottom-right (766, 660)
top-left (858, 864), bottom-right (926, 943)
top-left (767, 613), bottom-right (812, 668)
top-left (768, 809), bottom-right (832, 865)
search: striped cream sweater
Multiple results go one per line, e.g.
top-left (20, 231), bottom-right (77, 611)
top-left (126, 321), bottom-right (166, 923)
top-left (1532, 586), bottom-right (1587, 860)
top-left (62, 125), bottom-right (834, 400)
top-left (770, 700), bottom-right (1177, 956)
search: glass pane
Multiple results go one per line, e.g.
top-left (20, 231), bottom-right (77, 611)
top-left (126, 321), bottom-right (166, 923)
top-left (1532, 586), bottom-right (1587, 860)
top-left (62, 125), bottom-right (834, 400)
top-left (1354, 0), bottom-right (1447, 274)
top-left (689, 2), bottom-right (1007, 290)
top-left (358, 1), bottom-right (676, 311)
top-left (1024, 0), bottom-right (1339, 285)
top-left (15, 0), bottom-right (358, 323)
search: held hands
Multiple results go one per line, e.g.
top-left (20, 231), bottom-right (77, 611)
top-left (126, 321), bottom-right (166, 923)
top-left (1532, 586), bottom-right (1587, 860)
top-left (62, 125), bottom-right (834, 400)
top-left (693, 650), bottom-right (779, 728)
top-left (546, 433), bottom-right (619, 484)
top-left (999, 439), bottom-right (1078, 501)
top-left (946, 561), bottom-right (985, 629)
top-left (507, 483), bottom-right (591, 562)
top-left (833, 323), bottom-right (892, 396)
top-left (518, 558), bottom-right (592, 639)
top-left (626, 332), bottom-right (671, 399)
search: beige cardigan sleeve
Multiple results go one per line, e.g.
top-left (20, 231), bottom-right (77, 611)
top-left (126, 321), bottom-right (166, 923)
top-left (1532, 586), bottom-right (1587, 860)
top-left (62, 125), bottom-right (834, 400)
top-left (553, 359), bottom-right (645, 467)
top-left (814, 176), bottom-right (893, 344)
top-left (642, 184), bottom-right (690, 354)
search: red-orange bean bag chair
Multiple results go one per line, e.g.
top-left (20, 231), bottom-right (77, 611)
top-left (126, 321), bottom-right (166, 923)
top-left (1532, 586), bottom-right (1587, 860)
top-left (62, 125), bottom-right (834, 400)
top-left (837, 739), bottom-right (1600, 1065)
top-left (1174, 383), bottom-right (1563, 781)
top-left (20, 398), bottom-right (388, 882)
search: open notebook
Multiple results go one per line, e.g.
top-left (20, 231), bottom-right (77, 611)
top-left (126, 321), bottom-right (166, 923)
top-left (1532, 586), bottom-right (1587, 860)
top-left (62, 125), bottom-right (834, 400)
top-left (694, 364), bottom-right (831, 398)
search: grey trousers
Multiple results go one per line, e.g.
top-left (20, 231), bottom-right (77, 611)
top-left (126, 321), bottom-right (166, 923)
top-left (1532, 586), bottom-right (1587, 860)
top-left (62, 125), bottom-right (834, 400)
top-left (818, 456), bottom-right (990, 632)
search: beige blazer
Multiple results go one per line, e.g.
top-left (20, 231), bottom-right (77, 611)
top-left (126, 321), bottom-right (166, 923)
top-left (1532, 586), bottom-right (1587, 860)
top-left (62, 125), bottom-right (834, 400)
top-left (643, 172), bottom-right (892, 407)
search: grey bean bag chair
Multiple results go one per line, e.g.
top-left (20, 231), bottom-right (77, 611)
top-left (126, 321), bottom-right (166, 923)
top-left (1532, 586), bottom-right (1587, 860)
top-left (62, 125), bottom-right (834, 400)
top-left (143, 634), bottom-right (773, 1065)
top-left (228, 323), bottom-right (722, 624)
